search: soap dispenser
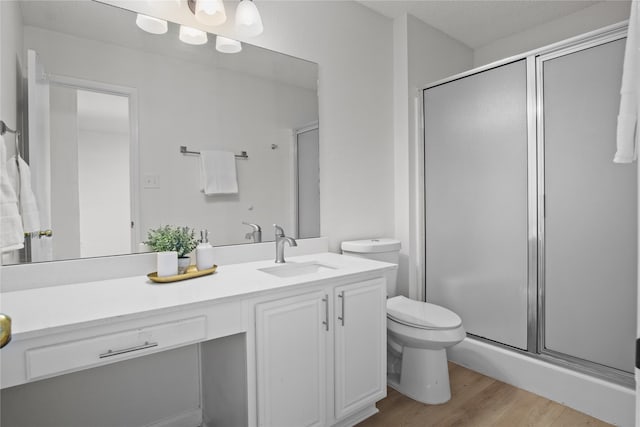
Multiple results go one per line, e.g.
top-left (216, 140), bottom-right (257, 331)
top-left (196, 229), bottom-right (215, 271)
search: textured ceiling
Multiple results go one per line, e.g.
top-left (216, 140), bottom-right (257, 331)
top-left (357, 0), bottom-right (606, 48)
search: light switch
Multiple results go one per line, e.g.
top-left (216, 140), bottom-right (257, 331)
top-left (143, 174), bottom-right (160, 189)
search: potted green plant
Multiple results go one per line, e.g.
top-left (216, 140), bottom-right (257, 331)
top-left (145, 225), bottom-right (198, 275)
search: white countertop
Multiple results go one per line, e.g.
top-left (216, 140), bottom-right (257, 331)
top-left (0, 253), bottom-right (396, 340)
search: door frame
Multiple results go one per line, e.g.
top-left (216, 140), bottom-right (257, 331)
top-left (47, 74), bottom-right (141, 253)
top-left (534, 29), bottom-right (630, 385)
top-left (292, 121), bottom-right (319, 239)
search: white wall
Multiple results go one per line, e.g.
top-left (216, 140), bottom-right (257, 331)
top-left (24, 25), bottom-right (317, 250)
top-left (50, 85), bottom-right (81, 260)
top-left (474, 1), bottom-right (631, 67)
top-left (395, 14), bottom-right (473, 298)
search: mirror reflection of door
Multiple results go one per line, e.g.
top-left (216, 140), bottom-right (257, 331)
top-left (26, 49), bottom-right (52, 263)
top-left (296, 125), bottom-right (320, 239)
top-left (49, 86), bottom-right (132, 259)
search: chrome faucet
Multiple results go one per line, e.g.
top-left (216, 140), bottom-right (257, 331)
top-left (243, 222), bottom-right (262, 243)
top-left (274, 224), bottom-right (297, 263)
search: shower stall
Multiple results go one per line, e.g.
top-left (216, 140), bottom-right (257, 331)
top-left (423, 25), bottom-right (636, 384)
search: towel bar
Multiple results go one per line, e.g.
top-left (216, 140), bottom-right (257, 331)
top-left (180, 145), bottom-right (248, 160)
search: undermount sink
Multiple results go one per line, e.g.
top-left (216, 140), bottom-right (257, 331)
top-left (258, 261), bottom-right (338, 278)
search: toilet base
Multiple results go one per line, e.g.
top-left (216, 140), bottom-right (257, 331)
top-left (389, 346), bottom-right (451, 405)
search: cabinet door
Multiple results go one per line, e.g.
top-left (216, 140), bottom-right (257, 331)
top-left (334, 278), bottom-right (386, 419)
top-left (256, 290), bottom-right (328, 427)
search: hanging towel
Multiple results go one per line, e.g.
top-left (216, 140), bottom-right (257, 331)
top-left (0, 136), bottom-right (24, 252)
top-left (7, 154), bottom-right (40, 233)
top-left (614, 0), bottom-right (640, 163)
top-left (199, 150), bottom-right (238, 195)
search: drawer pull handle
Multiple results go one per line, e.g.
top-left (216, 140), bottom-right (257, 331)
top-left (338, 291), bottom-right (345, 326)
top-left (99, 341), bottom-right (158, 359)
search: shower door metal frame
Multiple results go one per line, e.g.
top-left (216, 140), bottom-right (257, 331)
top-left (535, 28), bottom-right (632, 386)
top-left (421, 21), bottom-right (633, 387)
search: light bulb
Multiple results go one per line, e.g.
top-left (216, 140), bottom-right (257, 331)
top-left (195, 0), bottom-right (227, 26)
top-left (215, 36), bottom-right (242, 54)
top-left (136, 14), bottom-right (168, 35)
top-left (235, 0), bottom-right (263, 37)
top-left (179, 25), bottom-right (208, 45)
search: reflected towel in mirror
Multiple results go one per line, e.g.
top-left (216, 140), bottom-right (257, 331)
top-left (0, 136), bottom-right (24, 252)
top-left (199, 150), bottom-right (238, 195)
top-left (7, 154), bottom-right (41, 233)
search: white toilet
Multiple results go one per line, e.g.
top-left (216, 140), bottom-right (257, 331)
top-left (341, 238), bottom-right (466, 405)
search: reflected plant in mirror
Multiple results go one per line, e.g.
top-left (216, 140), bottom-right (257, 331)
top-left (1, 0), bottom-right (319, 266)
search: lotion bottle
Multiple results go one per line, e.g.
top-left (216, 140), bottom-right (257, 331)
top-left (196, 229), bottom-right (215, 271)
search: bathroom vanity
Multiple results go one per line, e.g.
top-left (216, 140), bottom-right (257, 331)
top-left (0, 252), bottom-right (395, 427)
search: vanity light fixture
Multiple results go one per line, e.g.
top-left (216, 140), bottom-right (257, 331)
top-left (135, 13), bottom-right (168, 34)
top-left (179, 25), bottom-right (208, 45)
top-left (188, 0), bottom-right (226, 26)
top-left (215, 36), bottom-right (242, 53)
top-left (235, 0), bottom-right (264, 37)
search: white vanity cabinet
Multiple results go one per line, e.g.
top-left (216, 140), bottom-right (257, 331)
top-left (1, 253), bottom-right (395, 427)
top-left (333, 279), bottom-right (386, 420)
top-left (255, 289), bottom-right (329, 427)
top-left (255, 277), bottom-right (386, 427)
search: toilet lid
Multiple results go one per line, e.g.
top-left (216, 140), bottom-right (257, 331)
top-left (387, 296), bottom-right (462, 329)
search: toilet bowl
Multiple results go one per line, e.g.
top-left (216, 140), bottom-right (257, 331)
top-left (387, 296), bottom-right (465, 404)
top-left (341, 239), bottom-right (466, 405)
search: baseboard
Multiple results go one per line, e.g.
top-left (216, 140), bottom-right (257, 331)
top-left (448, 337), bottom-right (635, 427)
top-left (332, 405), bottom-right (379, 427)
top-left (145, 408), bottom-right (203, 427)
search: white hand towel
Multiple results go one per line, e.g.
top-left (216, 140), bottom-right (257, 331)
top-left (199, 150), bottom-right (238, 195)
top-left (0, 136), bottom-right (25, 252)
top-left (7, 154), bottom-right (41, 233)
top-left (614, 0), bottom-right (640, 163)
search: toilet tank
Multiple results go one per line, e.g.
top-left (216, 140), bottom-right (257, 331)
top-left (340, 238), bottom-right (401, 297)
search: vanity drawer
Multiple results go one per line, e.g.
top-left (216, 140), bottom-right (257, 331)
top-left (26, 316), bottom-right (206, 380)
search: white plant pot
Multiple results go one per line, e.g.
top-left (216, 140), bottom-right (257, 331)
top-left (157, 251), bottom-right (178, 277)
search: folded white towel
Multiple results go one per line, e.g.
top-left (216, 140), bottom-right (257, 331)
top-left (0, 136), bottom-right (24, 252)
top-left (7, 154), bottom-right (41, 233)
top-left (199, 150), bottom-right (238, 195)
top-left (614, 0), bottom-right (640, 163)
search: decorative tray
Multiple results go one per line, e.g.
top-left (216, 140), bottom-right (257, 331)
top-left (147, 265), bottom-right (217, 283)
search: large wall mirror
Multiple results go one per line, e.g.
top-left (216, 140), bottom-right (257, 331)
top-left (2, 0), bottom-right (319, 266)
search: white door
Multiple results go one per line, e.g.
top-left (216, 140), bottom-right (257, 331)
top-left (255, 290), bottom-right (328, 427)
top-left (424, 59), bottom-right (529, 350)
top-left (540, 38), bottom-right (636, 373)
top-left (26, 49), bottom-right (52, 262)
top-left (334, 278), bottom-right (386, 420)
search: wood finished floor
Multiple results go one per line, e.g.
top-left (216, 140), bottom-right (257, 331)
top-left (357, 363), bottom-right (611, 427)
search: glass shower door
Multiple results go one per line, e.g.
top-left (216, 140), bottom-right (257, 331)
top-left (423, 60), bottom-right (529, 350)
top-left (540, 38), bottom-right (637, 373)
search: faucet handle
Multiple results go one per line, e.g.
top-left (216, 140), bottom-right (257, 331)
top-left (273, 224), bottom-right (285, 237)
